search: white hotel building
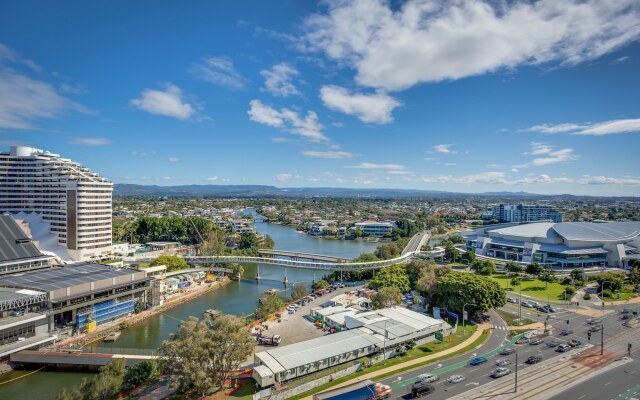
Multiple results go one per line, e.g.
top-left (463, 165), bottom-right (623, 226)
top-left (0, 146), bottom-right (113, 261)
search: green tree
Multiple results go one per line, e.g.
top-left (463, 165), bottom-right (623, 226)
top-left (352, 253), bottom-right (379, 262)
top-left (312, 279), bottom-right (331, 292)
top-left (374, 243), bottom-right (401, 260)
top-left (122, 361), bottom-right (158, 391)
top-left (525, 262), bottom-right (544, 276)
top-left (150, 255), bottom-right (189, 272)
top-left (56, 358), bottom-right (126, 400)
top-left (262, 234), bottom-right (275, 249)
top-left (371, 287), bottom-right (403, 309)
top-left (238, 231), bottom-right (259, 250)
top-left (134, 298), bottom-right (146, 314)
top-left (593, 272), bottom-right (626, 291)
top-left (157, 314), bottom-right (252, 396)
top-left (436, 272), bottom-right (506, 314)
top-left (510, 277), bottom-right (520, 287)
top-left (416, 269), bottom-right (437, 298)
top-left (570, 268), bottom-right (585, 282)
top-left (256, 293), bottom-right (285, 320)
top-left (368, 265), bottom-right (410, 293)
top-left (291, 283), bottom-right (308, 301)
top-left (505, 261), bottom-right (523, 275)
top-left (444, 242), bottom-right (458, 262)
top-left (461, 250), bottom-right (476, 264)
top-left (628, 264), bottom-right (640, 285)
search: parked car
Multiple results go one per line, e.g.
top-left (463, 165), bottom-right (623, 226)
top-left (500, 348), bottom-right (516, 356)
top-left (559, 329), bottom-right (573, 336)
top-left (495, 359), bottom-right (511, 367)
top-left (516, 337), bottom-right (530, 344)
top-left (557, 344), bottom-right (572, 352)
top-left (447, 375), bottom-right (466, 384)
top-left (529, 338), bottom-right (544, 345)
top-left (569, 339), bottom-right (583, 347)
top-left (546, 340), bottom-right (560, 348)
top-left (526, 355), bottom-right (542, 364)
top-left (469, 357), bottom-right (488, 366)
top-left (507, 297), bottom-right (518, 304)
top-left (491, 367), bottom-right (511, 378)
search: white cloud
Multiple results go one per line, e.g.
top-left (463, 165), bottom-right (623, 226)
top-left (275, 173), bottom-right (294, 182)
top-left (168, 157), bottom-right (179, 163)
top-left (261, 63), bottom-right (300, 97)
top-left (578, 175), bottom-right (640, 185)
top-left (303, 0), bottom-right (640, 91)
top-left (307, 178), bottom-right (320, 182)
top-left (320, 85), bottom-right (400, 124)
top-left (433, 144), bottom-right (456, 154)
top-left (347, 162), bottom-right (406, 170)
top-left (420, 171), bottom-right (508, 185)
top-left (248, 99), bottom-right (327, 142)
top-left (517, 143), bottom-right (578, 167)
top-left (207, 176), bottom-right (219, 181)
top-left (302, 150), bottom-right (353, 159)
top-left (131, 84), bottom-right (199, 120)
top-left (0, 45), bottom-right (89, 130)
top-left (190, 56), bottom-right (245, 89)
top-left (71, 137), bottom-right (111, 146)
top-left (526, 118), bottom-right (640, 135)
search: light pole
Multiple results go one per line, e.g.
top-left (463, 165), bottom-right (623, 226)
top-left (600, 280), bottom-right (615, 301)
top-left (463, 303), bottom-right (477, 335)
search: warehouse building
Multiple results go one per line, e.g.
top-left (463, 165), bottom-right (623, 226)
top-left (253, 307), bottom-right (449, 387)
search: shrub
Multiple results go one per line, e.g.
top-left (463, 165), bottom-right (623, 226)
top-left (561, 277), bottom-right (572, 285)
top-left (583, 293), bottom-right (591, 300)
top-left (564, 286), bottom-right (576, 296)
top-left (602, 289), bottom-right (613, 298)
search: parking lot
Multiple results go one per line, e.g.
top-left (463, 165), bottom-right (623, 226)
top-left (249, 284), bottom-right (365, 358)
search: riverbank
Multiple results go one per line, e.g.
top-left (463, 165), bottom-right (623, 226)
top-left (58, 277), bottom-right (231, 350)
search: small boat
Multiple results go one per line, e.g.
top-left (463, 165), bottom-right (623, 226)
top-left (264, 288), bottom-right (279, 295)
top-left (104, 331), bottom-right (121, 342)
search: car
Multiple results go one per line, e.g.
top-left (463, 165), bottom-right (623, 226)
top-left (526, 355), bottom-right (542, 364)
top-left (469, 356), bottom-right (488, 366)
top-left (559, 329), bottom-right (573, 336)
top-left (516, 337), bottom-right (530, 344)
top-left (621, 308), bottom-right (633, 314)
top-left (546, 340), bottom-right (560, 348)
top-left (522, 301), bottom-right (533, 308)
top-left (537, 307), bottom-right (550, 313)
top-left (529, 338), bottom-right (544, 345)
top-left (556, 344), bottom-right (572, 352)
top-left (569, 339), bottom-right (583, 347)
top-left (411, 381), bottom-right (435, 398)
top-left (528, 301), bottom-right (541, 308)
top-left (587, 318), bottom-right (602, 325)
top-left (416, 373), bottom-right (439, 383)
top-left (500, 348), bottom-right (516, 356)
top-left (287, 309), bottom-right (295, 314)
top-left (621, 314), bottom-right (632, 320)
top-left (447, 375), bottom-right (466, 384)
top-left (495, 359), bottom-right (511, 367)
top-left (589, 325), bottom-right (601, 332)
top-left (491, 367), bottom-right (511, 378)
top-left (544, 305), bottom-right (557, 313)
top-left (507, 297), bottom-right (518, 303)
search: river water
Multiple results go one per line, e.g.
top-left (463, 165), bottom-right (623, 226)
top-left (0, 214), bottom-right (379, 398)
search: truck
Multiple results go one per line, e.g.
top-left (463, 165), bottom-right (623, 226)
top-left (256, 334), bottom-right (282, 346)
top-left (314, 380), bottom-right (391, 400)
top-left (410, 380), bottom-right (435, 398)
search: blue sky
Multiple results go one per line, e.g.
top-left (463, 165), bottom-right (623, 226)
top-left (1, 0), bottom-right (639, 195)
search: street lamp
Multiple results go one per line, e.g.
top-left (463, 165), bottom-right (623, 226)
top-left (462, 303), bottom-right (477, 335)
top-left (600, 280), bottom-right (615, 301)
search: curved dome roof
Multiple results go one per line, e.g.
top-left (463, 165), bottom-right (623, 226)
top-left (553, 222), bottom-right (640, 242)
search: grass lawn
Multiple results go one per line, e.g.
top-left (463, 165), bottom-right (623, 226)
top-left (287, 323), bottom-right (487, 400)
top-left (491, 274), bottom-right (569, 302)
top-left (602, 286), bottom-right (638, 302)
top-left (495, 308), bottom-right (535, 326)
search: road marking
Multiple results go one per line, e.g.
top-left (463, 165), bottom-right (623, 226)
top-left (606, 381), bottom-right (612, 386)
top-left (465, 382), bottom-right (480, 386)
top-left (578, 395), bottom-right (586, 399)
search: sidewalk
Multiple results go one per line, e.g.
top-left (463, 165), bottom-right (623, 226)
top-left (300, 323), bottom-right (491, 400)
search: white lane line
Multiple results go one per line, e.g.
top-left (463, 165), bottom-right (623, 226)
top-left (605, 381), bottom-right (612, 386)
top-left (578, 395), bottom-right (586, 399)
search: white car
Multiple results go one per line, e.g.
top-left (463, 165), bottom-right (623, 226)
top-left (495, 359), bottom-right (511, 367)
top-left (416, 373), bottom-right (439, 383)
top-left (447, 375), bottom-right (466, 384)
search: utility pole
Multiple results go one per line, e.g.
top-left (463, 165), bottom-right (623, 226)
top-left (515, 349), bottom-right (518, 393)
top-left (600, 323), bottom-right (604, 355)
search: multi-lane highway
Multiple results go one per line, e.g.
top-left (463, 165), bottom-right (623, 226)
top-left (379, 302), bottom-right (639, 399)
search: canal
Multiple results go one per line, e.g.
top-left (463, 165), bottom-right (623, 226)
top-left (0, 214), bottom-right (380, 398)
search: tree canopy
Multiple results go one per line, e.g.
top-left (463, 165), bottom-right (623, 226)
top-left (368, 265), bottom-right (410, 293)
top-left (291, 283), bottom-right (308, 301)
top-left (256, 293), bottom-right (285, 320)
top-left (150, 255), bottom-right (189, 272)
top-left (371, 287), bottom-right (403, 309)
top-left (157, 314), bottom-right (253, 396)
top-left (593, 272), bottom-right (626, 291)
top-left (525, 262), bottom-right (544, 276)
top-left (312, 279), bottom-right (331, 292)
top-left (56, 358), bottom-right (126, 400)
top-left (436, 271), bottom-right (506, 314)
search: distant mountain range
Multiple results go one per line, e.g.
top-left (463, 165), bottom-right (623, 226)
top-left (113, 184), bottom-right (611, 198)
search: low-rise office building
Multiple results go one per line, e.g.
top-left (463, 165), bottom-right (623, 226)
top-left (253, 307), bottom-right (449, 387)
top-left (0, 263), bottom-right (151, 336)
top-left (467, 221), bottom-right (640, 269)
top-left (353, 221), bottom-right (395, 237)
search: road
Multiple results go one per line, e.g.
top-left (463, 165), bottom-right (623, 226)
top-left (547, 358), bottom-right (640, 400)
top-left (402, 232), bottom-right (431, 255)
top-left (380, 301), bottom-right (640, 399)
